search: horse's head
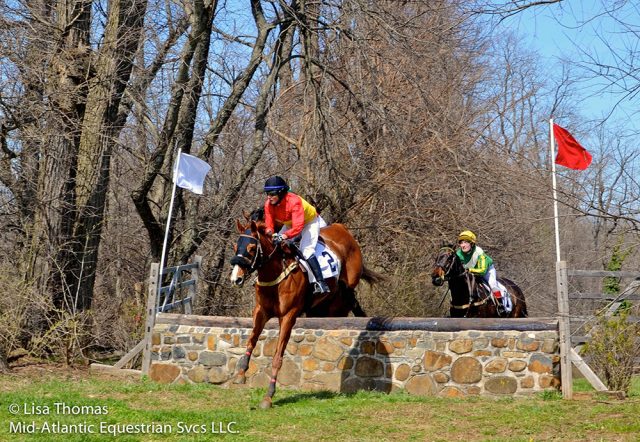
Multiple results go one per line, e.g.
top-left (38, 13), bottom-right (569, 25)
top-left (230, 219), bottom-right (280, 287)
top-left (431, 244), bottom-right (459, 286)
top-left (241, 207), bottom-right (265, 222)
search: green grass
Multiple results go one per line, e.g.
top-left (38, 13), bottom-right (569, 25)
top-left (1, 368), bottom-right (639, 441)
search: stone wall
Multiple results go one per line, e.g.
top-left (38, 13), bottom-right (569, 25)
top-left (149, 314), bottom-right (560, 397)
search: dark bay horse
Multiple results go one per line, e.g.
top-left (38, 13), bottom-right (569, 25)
top-left (430, 245), bottom-right (528, 318)
top-left (230, 219), bottom-right (384, 408)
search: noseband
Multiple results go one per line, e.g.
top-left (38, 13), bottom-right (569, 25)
top-left (231, 230), bottom-right (280, 274)
top-left (231, 232), bottom-right (263, 273)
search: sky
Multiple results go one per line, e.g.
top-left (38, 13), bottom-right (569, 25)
top-left (500, 1), bottom-right (639, 132)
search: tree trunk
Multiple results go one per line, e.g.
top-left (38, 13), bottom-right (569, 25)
top-left (65, 0), bottom-right (148, 310)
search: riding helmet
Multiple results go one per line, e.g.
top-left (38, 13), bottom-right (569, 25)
top-left (264, 176), bottom-right (289, 194)
top-left (458, 230), bottom-right (477, 243)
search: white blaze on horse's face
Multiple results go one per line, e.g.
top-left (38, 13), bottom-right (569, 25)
top-left (230, 265), bottom-right (245, 286)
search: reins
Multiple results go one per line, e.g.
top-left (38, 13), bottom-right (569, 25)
top-left (238, 231), bottom-right (298, 287)
top-left (436, 246), bottom-right (487, 315)
top-left (450, 271), bottom-right (492, 312)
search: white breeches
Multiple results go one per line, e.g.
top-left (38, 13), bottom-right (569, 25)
top-left (280, 215), bottom-right (327, 259)
top-left (484, 265), bottom-right (512, 311)
top-left (484, 266), bottom-right (498, 290)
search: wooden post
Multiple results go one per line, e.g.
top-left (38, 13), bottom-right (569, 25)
top-left (569, 348), bottom-right (607, 391)
top-left (556, 260), bottom-right (573, 399)
top-left (142, 262), bottom-right (160, 375)
top-left (187, 255), bottom-right (202, 314)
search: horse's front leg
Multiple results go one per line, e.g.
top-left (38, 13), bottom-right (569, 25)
top-left (259, 311), bottom-right (298, 409)
top-left (234, 305), bottom-right (269, 385)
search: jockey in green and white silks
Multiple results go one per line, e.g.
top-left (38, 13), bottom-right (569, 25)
top-left (455, 230), bottom-right (512, 313)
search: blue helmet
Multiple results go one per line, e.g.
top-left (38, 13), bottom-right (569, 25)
top-left (264, 176), bottom-right (289, 194)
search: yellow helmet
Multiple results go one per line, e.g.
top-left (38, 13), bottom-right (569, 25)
top-left (458, 230), bottom-right (476, 243)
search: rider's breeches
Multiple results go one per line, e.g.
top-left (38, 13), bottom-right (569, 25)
top-left (483, 265), bottom-right (499, 291)
top-left (279, 215), bottom-right (327, 259)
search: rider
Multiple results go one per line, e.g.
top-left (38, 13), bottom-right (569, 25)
top-left (263, 176), bottom-right (329, 294)
top-left (455, 230), bottom-right (511, 314)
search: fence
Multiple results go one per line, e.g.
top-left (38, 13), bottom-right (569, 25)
top-left (154, 259), bottom-right (202, 314)
top-left (90, 256), bottom-right (202, 376)
top-left (95, 258), bottom-right (638, 399)
top-left (568, 270), bottom-right (640, 348)
top-left (149, 314), bottom-right (560, 397)
top-left (556, 262), bottom-right (640, 399)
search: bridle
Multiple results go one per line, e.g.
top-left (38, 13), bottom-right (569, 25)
top-left (434, 246), bottom-right (464, 281)
top-left (231, 229), bottom-right (279, 272)
top-left (231, 229), bottom-right (296, 286)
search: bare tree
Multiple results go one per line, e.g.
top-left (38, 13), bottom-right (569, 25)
top-left (0, 0), bottom-right (147, 311)
top-left (3, 0), bottom-right (637, 367)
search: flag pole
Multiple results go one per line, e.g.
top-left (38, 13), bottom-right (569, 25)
top-left (157, 148), bottom-right (182, 309)
top-left (550, 119), bottom-right (574, 399)
top-left (549, 119), bottom-right (561, 262)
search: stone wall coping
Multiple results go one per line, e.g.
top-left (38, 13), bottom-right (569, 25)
top-left (156, 314), bottom-right (557, 332)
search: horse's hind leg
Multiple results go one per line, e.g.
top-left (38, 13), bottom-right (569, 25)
top-left (351, 295), bottom-right (366, 317)
top-left (234, 305), bottom-right (268, 385)
top-left (260, 310), bottom-right (298, 409)
top-left (342, 286), bottom-right (366, 317)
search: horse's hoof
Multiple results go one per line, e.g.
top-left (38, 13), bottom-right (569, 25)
top-left (233, 374), bottom-right (246, 385)
top-left (259, 397), bottom-right (272, 409)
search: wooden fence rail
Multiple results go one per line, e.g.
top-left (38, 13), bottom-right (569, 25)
top-left (157, 260), bottom-right (201, 313)
top-left (559, 267), bottom-right (640, 398)
top-left (568, 270), bottom-right (640, 278)
top-left (90, 256), bottom-right (202, 376)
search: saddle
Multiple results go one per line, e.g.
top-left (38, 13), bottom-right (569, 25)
top-left (470, 277), bottom-right (511, 315)
top-left (280, 238), bottom-right (340, 283)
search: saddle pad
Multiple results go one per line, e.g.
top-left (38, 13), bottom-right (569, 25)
top-left (479, 281), bottom-right (513, 310)
top-left (299, 242), bottom-right (341, 282)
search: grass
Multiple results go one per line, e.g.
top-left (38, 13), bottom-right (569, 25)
top-left (0, 365), bottom-right (639, 441)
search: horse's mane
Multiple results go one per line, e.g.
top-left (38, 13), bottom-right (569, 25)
top-left (254, 220), bottom-right (268, 233)
top-left (249, 207), bottom-right (264, 222)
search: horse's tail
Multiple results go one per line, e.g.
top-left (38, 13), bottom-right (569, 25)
top-left (519, 296), bottom-right (529, 318)
top-left (361, 266), bottom-right (387, 285)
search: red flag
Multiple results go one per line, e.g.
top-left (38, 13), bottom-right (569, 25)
top-left (553, 123), bottom-right (592, 170)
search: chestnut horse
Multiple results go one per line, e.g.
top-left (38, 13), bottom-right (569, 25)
top-left (230, 219), bottom-right (383, 408)
top-left (431, 245), bottom-right (528, 318)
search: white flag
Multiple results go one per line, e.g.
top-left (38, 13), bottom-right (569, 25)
top-left (174, 152), bottom-right (211, 194)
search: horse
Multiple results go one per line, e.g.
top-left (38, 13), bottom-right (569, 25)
top-left (430, 245), bottom-right (528, 318)
top-left (229, 218), bottom-right (384, 408)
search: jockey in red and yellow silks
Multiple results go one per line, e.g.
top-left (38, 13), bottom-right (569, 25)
top-left (264, 192), bottom-right (318, 240)
top-left (263, 176), bottom-right (329, 294)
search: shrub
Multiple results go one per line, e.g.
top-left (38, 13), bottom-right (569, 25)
top-left (584, 309), bottom-right (640, 394)
top-left (0, 267), bottom-right (45, 370)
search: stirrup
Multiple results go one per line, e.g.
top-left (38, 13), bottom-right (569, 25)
top-left (313, 281), bottom-right (329, 294)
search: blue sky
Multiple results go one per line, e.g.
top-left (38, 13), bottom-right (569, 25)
top-left (501, 1), bottom-right (639, 131)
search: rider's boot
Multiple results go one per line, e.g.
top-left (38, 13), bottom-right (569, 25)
top-left (306, 255), bottom-right (330, 294)
top-left (493, 290), bottom-right (505, 314)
